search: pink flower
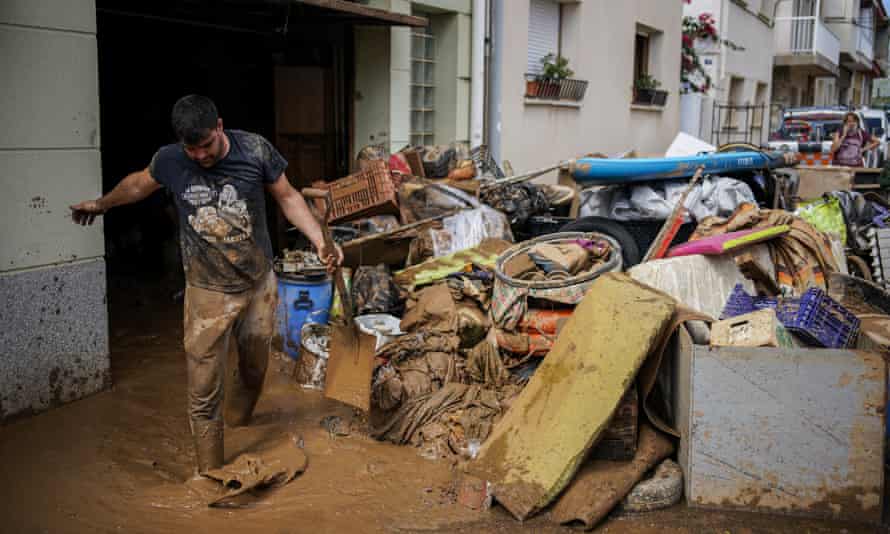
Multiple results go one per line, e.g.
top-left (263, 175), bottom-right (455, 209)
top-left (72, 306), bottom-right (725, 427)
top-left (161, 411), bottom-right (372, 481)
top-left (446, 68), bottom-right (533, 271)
top-left (682, 34), bottom-right (694, 47)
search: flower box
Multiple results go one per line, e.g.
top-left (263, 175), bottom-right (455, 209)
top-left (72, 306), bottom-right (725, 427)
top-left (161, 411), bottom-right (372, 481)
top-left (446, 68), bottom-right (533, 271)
top-left (525, 74), bottom-right (589, 102)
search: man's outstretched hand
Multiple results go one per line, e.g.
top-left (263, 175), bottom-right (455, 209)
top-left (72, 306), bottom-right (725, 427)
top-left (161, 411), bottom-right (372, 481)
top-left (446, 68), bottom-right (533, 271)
top-left (320, 242), bottom-right (344, 274)
top-left (70, 200), bottom-right (105, 225)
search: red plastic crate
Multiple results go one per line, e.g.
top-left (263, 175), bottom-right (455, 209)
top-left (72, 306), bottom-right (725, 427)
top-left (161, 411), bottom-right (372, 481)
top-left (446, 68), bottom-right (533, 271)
top-left (316, 160), bottom-right (399, 223)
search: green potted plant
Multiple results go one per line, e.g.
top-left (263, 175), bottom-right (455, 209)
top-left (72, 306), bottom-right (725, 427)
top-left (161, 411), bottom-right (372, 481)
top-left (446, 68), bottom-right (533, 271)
top-left (540, 53), bottom-right (574, 99)
top-left (634, 74), bottom-right (661, 105)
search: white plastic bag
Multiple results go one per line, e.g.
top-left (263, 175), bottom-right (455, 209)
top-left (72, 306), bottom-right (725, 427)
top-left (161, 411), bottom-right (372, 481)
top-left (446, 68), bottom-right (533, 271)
top-left (430, 206), bottom-right (513, 257)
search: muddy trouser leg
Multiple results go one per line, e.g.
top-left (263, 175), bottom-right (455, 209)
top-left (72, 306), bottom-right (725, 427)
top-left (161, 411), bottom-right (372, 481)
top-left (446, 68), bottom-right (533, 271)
top-left (183, 285), bottom-right (247, 473)
top-left (226, 271), bottom-right (277, 427)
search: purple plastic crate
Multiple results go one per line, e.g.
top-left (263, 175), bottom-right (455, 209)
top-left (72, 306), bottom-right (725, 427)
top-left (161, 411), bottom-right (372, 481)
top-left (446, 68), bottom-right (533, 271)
top-left (773, 288), bottom-right (860, 349)
top-left (719, 285), bottom-right (860, 349)
top-left (719, 284), bottom-right (777, 320)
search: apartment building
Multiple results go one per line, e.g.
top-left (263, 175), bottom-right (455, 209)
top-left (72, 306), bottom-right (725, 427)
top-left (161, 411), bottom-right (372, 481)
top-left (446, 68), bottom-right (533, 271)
top-left (682, 0), bottom-right (777, 145)
top-left (487, 0), bottom-right (683, 180)
top-left (772, 0), bottom-right (887, 112)
top-left (355, 0), bottom-right (477, 155)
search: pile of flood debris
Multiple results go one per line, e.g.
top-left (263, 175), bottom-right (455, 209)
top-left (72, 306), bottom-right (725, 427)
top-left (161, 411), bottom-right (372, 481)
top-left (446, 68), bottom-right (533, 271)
top-left (278, 139), bottom-right (889, 529)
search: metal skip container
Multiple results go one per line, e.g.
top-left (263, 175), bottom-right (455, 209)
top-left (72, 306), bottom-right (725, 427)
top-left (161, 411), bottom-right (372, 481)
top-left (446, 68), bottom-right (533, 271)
top-left (673, 337), bottom-right (886, 523)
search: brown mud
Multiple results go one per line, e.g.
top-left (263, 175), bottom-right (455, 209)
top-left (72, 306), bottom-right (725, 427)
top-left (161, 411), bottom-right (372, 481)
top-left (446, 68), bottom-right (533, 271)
top-left (0, 280), bottom-right (886, 533)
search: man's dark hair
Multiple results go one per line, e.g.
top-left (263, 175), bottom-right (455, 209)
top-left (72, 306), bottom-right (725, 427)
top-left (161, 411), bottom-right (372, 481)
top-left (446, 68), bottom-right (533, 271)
top-left (171, 95), bottom-right (219, 144)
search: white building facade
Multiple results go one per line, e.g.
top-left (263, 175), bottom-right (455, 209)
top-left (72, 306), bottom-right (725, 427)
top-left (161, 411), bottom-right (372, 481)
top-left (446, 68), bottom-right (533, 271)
top-left (682, 0), bottom-right (777, 146)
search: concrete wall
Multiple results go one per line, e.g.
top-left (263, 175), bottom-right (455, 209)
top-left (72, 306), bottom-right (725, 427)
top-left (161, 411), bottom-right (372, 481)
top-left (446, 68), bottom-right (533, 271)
top-left (494, 0), bottom-right (682, 179)
top-left (0, 0), bottom-right (110, 421)
top-left (354, 0), bottom-right (472, 156)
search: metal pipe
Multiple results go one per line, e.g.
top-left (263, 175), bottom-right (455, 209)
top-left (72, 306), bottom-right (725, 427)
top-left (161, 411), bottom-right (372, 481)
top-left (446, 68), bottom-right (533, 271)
top-left (470, 0), bottom-right (486, 148)
top-left (487, 0), bottom-right (504, 163)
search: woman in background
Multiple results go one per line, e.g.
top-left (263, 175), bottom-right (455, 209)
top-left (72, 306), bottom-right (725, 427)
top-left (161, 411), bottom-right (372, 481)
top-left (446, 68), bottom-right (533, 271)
top-left (830, 112), bottom-right (881, 167)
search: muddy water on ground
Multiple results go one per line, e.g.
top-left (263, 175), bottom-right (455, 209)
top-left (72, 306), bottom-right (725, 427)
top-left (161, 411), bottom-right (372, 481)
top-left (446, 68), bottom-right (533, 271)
top-left (0, 289), bottom-right (884, 533)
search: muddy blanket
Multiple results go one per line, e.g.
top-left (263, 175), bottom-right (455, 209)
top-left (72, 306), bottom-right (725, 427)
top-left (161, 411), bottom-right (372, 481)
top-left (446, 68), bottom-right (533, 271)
top-left (693, 204), bottom-right (838, 295)
top-left (549, 424), bottom-right (675, 529)
top-left (400, 283), bottom-right (489, 348)
top-left (203, 435), bottom-right (308, 507)
top-left (371, 382), bottom-right (502, 459)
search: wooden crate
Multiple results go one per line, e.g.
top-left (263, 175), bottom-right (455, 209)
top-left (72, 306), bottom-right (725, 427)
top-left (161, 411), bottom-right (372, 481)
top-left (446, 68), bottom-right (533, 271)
top-left (316, 160), bottom-right (399, 223)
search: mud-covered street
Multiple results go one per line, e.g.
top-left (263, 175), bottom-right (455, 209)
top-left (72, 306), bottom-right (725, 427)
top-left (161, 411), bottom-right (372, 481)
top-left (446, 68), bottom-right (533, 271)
top-left (0, 282), bottom-right (881, 534)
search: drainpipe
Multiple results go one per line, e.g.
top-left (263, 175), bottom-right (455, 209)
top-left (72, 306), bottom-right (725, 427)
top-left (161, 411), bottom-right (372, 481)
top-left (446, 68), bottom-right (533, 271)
top-left (470, 0), bottom-right (486, 148)
top-left (488, 0), bottom-right (503, 162)
top-left (719, 0), bottom-right (728, 98)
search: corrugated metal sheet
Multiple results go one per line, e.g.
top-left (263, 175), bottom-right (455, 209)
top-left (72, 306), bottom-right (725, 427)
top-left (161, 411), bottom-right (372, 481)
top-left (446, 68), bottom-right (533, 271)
top-left (681, 345), bottom-right (886, 523)
top-left (527, 0), bottom-right (559, 75)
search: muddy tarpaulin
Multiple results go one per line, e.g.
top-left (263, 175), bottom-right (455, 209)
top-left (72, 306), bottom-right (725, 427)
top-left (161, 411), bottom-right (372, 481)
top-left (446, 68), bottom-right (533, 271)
top-left (468, 273), bottom-right (677, 520)
top-left (203, 435), bottom-right (308, 507)
top-left (549, 424), bottom-right (675, 530)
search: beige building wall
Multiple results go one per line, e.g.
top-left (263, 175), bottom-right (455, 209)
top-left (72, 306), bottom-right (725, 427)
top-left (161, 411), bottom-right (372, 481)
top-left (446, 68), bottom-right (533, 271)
top-left (494, 0), bottom-right (682, 182)
top-left (0, 0), bottom-right (110, 421)
top-left (354, 0), bottom-right (472, 157)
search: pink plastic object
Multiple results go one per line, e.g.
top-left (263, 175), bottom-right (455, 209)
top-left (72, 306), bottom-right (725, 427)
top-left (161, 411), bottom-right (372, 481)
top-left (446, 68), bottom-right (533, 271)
top-left (666, 225), bottom-right (790, 258)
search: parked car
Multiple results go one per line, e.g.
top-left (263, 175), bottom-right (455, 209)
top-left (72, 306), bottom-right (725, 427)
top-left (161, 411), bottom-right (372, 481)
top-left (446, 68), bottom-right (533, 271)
top-left (767, 107), bottom-right (871, 166)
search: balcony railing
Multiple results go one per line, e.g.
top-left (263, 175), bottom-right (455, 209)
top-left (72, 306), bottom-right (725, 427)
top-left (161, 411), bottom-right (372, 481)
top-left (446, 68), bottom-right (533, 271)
top-left (857, 24), bottom-right (875, 63)
top-left (774, 15), bottom-right (841, 68)
top-left (524, 75), bottom-right (589, 102)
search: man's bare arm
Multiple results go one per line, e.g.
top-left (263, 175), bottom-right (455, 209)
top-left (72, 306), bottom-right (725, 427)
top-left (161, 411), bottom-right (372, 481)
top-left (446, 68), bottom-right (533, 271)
top-left (70, 167), bottom-right (161, 225)
top-left (266, 173), bottom-right (343, 270)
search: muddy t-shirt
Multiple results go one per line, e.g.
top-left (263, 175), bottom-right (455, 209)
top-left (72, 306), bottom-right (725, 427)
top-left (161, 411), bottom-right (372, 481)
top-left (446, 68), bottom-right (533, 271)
top-left (149, 130), bottom-right (287, 293)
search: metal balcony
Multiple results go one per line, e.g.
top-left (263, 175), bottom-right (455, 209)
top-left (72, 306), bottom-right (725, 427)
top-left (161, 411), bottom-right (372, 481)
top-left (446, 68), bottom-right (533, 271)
top-left (774, 15), bottom-right (841, 76)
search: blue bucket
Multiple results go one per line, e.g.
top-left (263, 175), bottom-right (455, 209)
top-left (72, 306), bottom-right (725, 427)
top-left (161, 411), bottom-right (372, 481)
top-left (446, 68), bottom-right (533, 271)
top-left (276, 274), bottom-right (333, 359)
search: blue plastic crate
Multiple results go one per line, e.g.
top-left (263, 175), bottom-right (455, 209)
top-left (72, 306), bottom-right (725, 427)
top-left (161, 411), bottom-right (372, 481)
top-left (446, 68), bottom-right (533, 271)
top-left (719, 284), bottom-right (776, 320)
top-left (720, 285), bottom-right (860, 349)
top-left (773, 288), bottom-right (860, 349)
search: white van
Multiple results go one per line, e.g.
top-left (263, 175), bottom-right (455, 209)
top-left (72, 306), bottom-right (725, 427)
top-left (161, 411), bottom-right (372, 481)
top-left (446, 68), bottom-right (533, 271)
top-left (858, 107), bottom-right (889, 167)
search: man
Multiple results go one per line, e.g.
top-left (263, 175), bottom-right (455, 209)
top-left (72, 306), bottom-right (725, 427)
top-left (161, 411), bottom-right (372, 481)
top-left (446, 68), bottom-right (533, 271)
top-left (71, 95), bottom-right (342, 478)
top-left (830, 112), bottom-right (881, 167)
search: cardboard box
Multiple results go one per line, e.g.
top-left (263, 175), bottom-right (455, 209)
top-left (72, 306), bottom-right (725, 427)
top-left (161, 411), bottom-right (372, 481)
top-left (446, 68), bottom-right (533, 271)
top-left (795, 166), bottom-right (854, 200)
top-left (710, 309), bottom-right (797, 348)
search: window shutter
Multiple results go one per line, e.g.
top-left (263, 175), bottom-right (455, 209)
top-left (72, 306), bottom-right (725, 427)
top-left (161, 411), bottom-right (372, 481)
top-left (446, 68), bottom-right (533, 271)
top-left (527, 0), bottom-right (559, 75)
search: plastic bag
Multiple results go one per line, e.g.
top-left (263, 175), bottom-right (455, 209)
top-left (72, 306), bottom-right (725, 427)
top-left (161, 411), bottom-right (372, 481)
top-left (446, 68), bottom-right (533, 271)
top-left (431, 206), bottom-right (513, 257)
top-left (794, 197), bottom-right (847, 245)
top-left (580, 177), bottom-right (755, 222)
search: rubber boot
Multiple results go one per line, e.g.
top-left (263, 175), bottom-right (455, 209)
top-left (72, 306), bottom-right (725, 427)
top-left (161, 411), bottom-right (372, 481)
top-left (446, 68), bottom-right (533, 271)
top-left (225, 383), bottom-right (261, 428)
top-left (191, 419), bottom-right (224, 474)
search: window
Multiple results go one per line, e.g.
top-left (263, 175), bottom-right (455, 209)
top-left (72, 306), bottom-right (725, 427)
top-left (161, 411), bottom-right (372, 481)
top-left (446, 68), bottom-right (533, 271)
top-left (411, 22), bottom-right (435, 146)
top-left (527, 0), bottom-right (560, 75)
top-left (634, 33), bottom-right (650, 85)
top-left (725, 76), bottom-right (745, 128)
top-left (632, 24), bottom-right (663, 105)
top-left (753, 82), bottom-right (768, 129)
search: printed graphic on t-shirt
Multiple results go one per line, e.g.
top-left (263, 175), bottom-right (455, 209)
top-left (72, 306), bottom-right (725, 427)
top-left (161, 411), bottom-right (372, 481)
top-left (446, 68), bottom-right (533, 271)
top-left (185, 182), bottom-right (252, 243)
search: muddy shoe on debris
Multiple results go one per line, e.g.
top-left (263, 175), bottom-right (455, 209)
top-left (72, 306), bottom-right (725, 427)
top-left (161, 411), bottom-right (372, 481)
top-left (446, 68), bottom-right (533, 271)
top-left (617, 459), bottom-right (684, 514)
